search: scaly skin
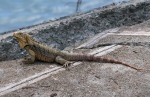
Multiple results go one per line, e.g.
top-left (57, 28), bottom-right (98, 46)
top-left (13, 32), bottom-right (143, 70)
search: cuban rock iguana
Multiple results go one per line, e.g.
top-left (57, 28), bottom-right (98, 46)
top-left (13, 32), bottom-right (143, 70)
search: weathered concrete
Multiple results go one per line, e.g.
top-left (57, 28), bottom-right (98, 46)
top-left (1, 21), bottom-right (150, 96)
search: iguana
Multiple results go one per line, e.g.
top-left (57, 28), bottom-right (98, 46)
top-left (13, 32), bottom-right (143, 70)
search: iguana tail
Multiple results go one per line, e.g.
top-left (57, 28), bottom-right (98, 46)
top-left (64, 54), bottom-right (142, 70)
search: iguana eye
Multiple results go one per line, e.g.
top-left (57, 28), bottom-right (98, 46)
top-left (17, 32), bottom-right (23, 35)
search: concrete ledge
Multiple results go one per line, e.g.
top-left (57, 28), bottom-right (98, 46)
top-left (1, 25), bottom-right (150, 96)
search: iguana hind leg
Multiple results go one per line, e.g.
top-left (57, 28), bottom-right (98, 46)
top-left (55, 56), bottom-right (73, 67)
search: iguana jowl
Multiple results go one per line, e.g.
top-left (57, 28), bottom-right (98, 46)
top-left (13, 32), bottom-right (143, 70)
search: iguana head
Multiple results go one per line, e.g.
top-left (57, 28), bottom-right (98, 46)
top-left (13, 32), bottom-right (32, 48)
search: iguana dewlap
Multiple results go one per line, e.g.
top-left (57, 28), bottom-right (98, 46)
top-left (13, 32), bottom-right (143, 70)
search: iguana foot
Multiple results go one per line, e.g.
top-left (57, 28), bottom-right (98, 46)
top-left (63, 61), bottom-right (73, 68)
top-left (22, 57), bottom-right (34, 64)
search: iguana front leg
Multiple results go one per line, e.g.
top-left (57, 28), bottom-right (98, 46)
top-left (23, 49), bottom-right (35, 64)
top-left (55, 56), bottom-right (73, 67)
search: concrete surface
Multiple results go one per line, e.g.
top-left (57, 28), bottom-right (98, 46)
top-left (4, 45), bottom-right (150, 97)
top-left (0, 22), bottom-right (150, 96)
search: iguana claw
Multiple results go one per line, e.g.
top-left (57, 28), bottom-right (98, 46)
top-left (63, 61), bottom-right (73, 68)
top-left (22, 57), bottom-right (34, 64)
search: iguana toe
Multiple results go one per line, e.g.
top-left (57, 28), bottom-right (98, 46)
top-left (63, 61), bottom-right (73, 68)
